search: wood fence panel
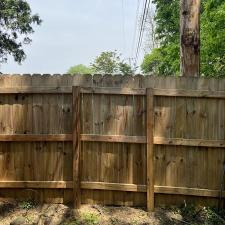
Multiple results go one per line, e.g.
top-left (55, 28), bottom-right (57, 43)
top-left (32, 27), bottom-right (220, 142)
top-left (0, 75), bottom-right (224, 208)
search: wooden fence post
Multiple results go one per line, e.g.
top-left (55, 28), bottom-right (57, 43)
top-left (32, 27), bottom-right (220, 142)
top-left (73, 86), bottom-right (81, 208)
top-left (146, 88), bottom-right (154, 211)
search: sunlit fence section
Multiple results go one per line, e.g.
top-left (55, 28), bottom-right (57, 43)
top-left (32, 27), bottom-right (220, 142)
top-left (0, 74), bottom-right (224, 210)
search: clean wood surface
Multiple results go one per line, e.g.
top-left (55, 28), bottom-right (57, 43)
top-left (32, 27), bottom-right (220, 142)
top-left (146, 88), bottom-right (154, 211)
top-left (73, 86), bottom-right (81, 208)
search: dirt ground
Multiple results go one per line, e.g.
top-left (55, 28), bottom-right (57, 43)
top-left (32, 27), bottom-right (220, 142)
top-left (0, 200), bottom-right (225, 225)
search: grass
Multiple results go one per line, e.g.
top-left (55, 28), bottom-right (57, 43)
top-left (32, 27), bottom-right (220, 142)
top-left (61, 211), bottom-right (99, 225)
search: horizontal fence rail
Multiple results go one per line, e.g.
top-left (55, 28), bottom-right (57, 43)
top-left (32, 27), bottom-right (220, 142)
top-left (0, 86), bottom-right (225, 98)
top-left (0, 181), bottom-right (224, 198)
top-left (0, 134), bottom-right (224, 148)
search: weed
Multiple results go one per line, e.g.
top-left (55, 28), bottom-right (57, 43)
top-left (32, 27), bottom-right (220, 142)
top-left (80, 212), bottom-right (99, 225)
top-left (200, 207), bottom-right (225, 225)
top-left (177, 203), bottom-right (225, 225)
top-left (61, 212), bottom-right (99, 225)
top-left (18, 200), bottom-right (35, 210)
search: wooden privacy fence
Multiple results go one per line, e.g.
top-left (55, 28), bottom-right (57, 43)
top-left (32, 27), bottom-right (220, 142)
top-left (73, 86), bottom-right (155, 210)
top-left (0, 75), bottom-right (225, 210)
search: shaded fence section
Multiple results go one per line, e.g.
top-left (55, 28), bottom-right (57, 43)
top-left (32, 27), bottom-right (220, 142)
top-left (0, 74), bottom-right (224, 209)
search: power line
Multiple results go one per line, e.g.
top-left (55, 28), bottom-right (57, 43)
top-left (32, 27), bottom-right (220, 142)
top-left (133, 0), bottom-right (151, 66)
top-left (133, 0), bottom-right (147, 65)
top-left (131, 0), bottom-right (141, 57)
top-left (121, 0), bottom-right (126, 54)
top-left (134, 0), bottom-right (150, 64)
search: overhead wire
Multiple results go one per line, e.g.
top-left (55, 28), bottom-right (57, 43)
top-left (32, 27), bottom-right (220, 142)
top-left (134, 0), bottom-right (148, 64)
top-left (133, 0), bottom-right (151, 66)
top-left (121, 0), bottom-right (126, 54)
top-left (135, 0), bottom-right (150, 65)
top-left (131, 0), bottom-right (141, 57)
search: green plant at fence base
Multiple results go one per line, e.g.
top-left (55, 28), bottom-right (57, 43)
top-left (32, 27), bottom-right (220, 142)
top-left (18, 200), bottom-right (36, 210)
top-left (62, 212), bottom-right (99, 225)
top-left (174, 204), bottom-right (225, 225)
top-left (80, 212), bottom-right (99, 225)
top-left (201, 207), bottom-right (225, 225)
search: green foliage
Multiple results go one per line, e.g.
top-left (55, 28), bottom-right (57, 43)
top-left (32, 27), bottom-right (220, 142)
top-left (118, 62), bottom-right (134, 75)
top-left (142, 0), bottom-right (225, 77)
top-left (91, 51), bottom-right (120, 74)
top-left (18, 200), bottom-right (35, 210)
top-left (0, 0), bottom-right (42, 64)
top-left (174, 204), bottom-right (225, 225)
top-left (201, 0), bottom-right (225, 77)
top-left (153, 0), bottom-right (179, 45)
top-left (201, 207), bottom-right (225, 225)
top-left (141, 44), bottom-right (179, 75)
top-left (62, 212), bottom-right (99, 225)
top-left (67, 64), bottom-right (95, 74)
top-left (91, 51), bottom-right (134, 75)
top-left (80, 212), bottom-right (99, 225)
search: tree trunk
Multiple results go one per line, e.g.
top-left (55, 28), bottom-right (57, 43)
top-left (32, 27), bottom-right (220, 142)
top-left (180, 0), bottom-right (200, 77)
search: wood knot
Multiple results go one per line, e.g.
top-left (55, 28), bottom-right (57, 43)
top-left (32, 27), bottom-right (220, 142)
top-left (182, 10), bottom-right (188, 15)
top-left (200, 112), bottom-right (207, 118)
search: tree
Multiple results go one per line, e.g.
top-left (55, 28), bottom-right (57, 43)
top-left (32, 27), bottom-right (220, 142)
top-left (141, 44), bottom-right (179, 76)
top-left (67, 64), bottom-right (95, 74)
top-left (91, 51), bottom-right (134, 75)
top-left (0, 0), bottom-right (42, 64)
top-left (119, 62), bottom-right (134, 75)
top-left (180, 0), bottom-right (200, 77)
top-left (141, 0), bottom-right (180, 76)
top-left (141, 0), bottom-right (225, 77)
top-left (200, 0), bottom-right (225, 77)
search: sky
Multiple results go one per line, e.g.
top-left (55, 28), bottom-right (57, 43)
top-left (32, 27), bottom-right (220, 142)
top-left (2, 0), bottom-right (147, 74)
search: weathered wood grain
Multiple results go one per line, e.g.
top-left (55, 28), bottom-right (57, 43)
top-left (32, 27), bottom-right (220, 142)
top-left (72, 86), bottom-right (81, 208)
top-left (0, 75), bottom-right (224, 208)
top-left (146, 88), bottom-right (154, 211)
top-left (180, 0), bottom-right (200, 76)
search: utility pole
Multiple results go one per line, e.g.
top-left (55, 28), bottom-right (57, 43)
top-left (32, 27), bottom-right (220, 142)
top-left (180, 0), bottom-right (200, 76)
